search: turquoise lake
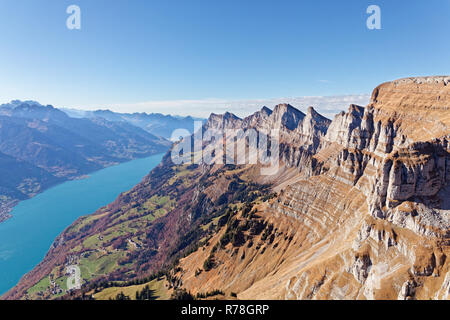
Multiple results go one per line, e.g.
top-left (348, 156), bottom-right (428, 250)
top-left (0, 153), bottom-right (164, 296)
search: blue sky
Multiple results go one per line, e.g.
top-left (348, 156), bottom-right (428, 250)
top-left (0, 0), bottom-right (448, 117)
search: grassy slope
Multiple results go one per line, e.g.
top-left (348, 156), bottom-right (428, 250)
top-left (93, 277), bottom-right (171, 300)
top-left (18, 158), bottom-right (273, 300)
top-left (19, 161), bottom-right (201, 299)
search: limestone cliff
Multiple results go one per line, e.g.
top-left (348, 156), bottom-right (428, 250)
top-left (176, 76), bottom-right (449, 300)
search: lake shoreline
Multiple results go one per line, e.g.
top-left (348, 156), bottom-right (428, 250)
top-left (0, 153), bottom-right (165, 296)
top-left (0, 152), bottom-right (166, 225)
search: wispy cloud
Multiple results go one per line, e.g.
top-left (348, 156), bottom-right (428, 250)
top-left (83, 94), bottom-right (371, 119)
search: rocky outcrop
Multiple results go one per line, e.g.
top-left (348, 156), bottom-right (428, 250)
top-left (315, 78), bottom-right (450, 239)
top-left (398, 280), bottom-right (417, 300)
top-left (204, 112), bottom-right (243, 131)
top-left (350, 253), bottom-right (373, 284)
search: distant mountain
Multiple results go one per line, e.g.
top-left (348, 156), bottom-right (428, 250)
top-left (62, 108), bottom-right (205, 139)
top-left (0, 101), bottom-right (171, 221)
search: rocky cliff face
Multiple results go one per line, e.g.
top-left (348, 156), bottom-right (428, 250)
top-left (319, 77), bottom-right (449, 237)
top-left (175, 77), bottom-right (449, 300)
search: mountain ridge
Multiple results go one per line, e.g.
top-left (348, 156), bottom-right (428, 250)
top-left (62, 107), bottom-right (204, 139)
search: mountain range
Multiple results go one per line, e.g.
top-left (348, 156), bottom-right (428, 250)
top-left (3, 76), bottom-right (450, 300)
top-left (0, 101), bottom-right (172, 222)
top-left (62, 108), bottom-right (204, 140)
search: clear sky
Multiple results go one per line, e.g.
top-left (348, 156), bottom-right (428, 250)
top-left (0, 0), bottom-right (448, 117)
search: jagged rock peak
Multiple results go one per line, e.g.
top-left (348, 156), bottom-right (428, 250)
top-left (301, 106), bottom-right (332, 136)
top-left (273, 103), bottom-right (304, 115)
top-left (260, 106), bottom-right (273, 116)
top-left (348, 104), bottom-right (365, 116)
top-left (306, 106), bottom-right (316, 115)
top-left (248, 106), bottom-right (273, 120)
top-left (306, 106), bottom-right (330, 121)
top-left (207, 111), bottom-right (241, 121)
top-left (241, 106), bottom-right (274, 130)
top-left (204, 111), bottom-right (243, 130)
top-left (224, 111), bottom-right (240, 119)
top-left (271, 103), bottom-right (306, 130)
top-left (289, 106), bottom-right (331, 141)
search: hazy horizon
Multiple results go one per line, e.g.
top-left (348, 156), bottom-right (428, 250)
top-left (4, 93), bottom-right (371, 119)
